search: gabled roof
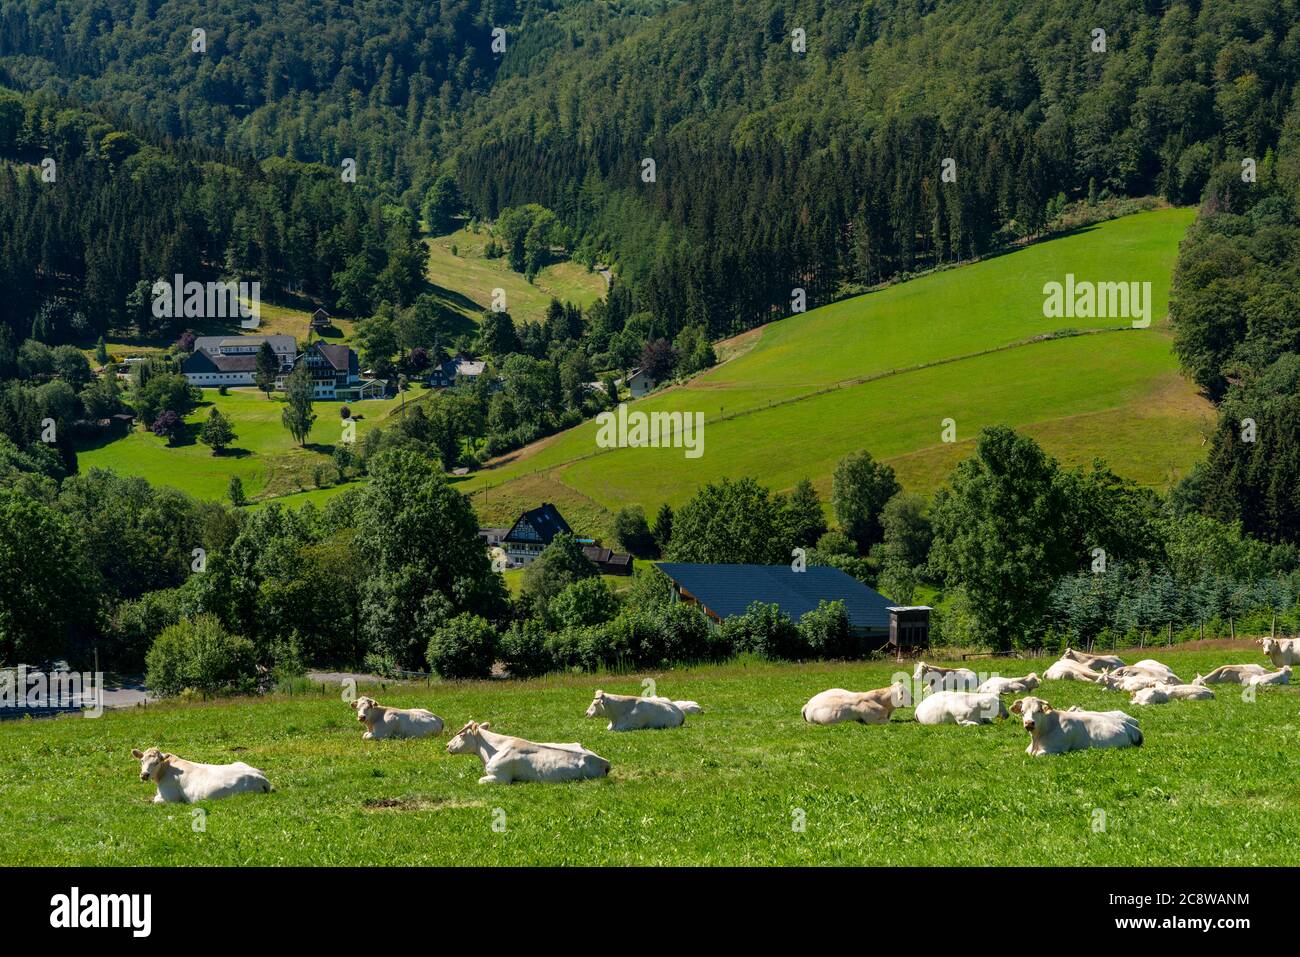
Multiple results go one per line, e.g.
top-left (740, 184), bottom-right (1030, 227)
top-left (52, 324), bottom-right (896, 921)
top-left (504, 503), bottom-right (573, 545)
top-left (193, 334), bottom-right (296, 355)
top-left (308, 340), bottom-right (358, 374)
top-left (654, 562), bottom-right (897, 631)
top-left (182, 350), bottom-right (256, 373)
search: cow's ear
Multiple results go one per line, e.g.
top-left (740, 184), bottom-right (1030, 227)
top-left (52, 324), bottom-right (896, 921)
top-left (1041, 703), bottom-right (1053, 713)
top-left (594, 689), bottom-right (603, 697)
top-left (480, 722), bottom-right (491, 730)
top-left (1009, 700), bottom-right (1022, 714)
top-left (131, 748), bottom-right (143, 759)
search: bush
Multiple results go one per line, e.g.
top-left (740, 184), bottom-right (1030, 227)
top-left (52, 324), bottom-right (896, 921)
top-left (633, 603), bottom-right (720, 666)
top-left (721, 601), bottom-right (807, 660)
top-left (499, 619), bottom-right (552, 678)
top-left (145, 615), bottom-right (258, 697)
top-left (798, 600), bottom-right (855, 659)
top-left (545, 624), bottom-right (624, 672)
top-left (109, 588), bottom-right (183, 670)
top-left (426, 612), bottom-right (497, 679)
top-left (547, 576), bottom-right (618, 630)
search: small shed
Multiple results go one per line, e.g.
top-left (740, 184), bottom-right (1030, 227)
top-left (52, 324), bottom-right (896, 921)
top-left (887, 606), bottom-right (932, 653)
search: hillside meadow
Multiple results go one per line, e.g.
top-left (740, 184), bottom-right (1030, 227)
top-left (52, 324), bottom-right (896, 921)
top-left (1, 644), bottom-right (1294, 866)
top-left (423, 224), bottom-right (608, 326)
top-left (76, 388), bottom-right (411, 502)
top-left (466, 207), bottom-right (1212, 530)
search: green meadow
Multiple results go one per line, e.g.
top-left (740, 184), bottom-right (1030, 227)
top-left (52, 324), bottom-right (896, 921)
top-left (76, 388), bottom-right (409, 503)
top-left (424, 225), bottom-right (608, 325)
top-left (1, 643), bottom-right (1294, 866)
top-left (466, 207), bottom-right (1211, 528)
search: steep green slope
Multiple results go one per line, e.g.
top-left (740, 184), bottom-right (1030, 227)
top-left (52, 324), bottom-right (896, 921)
top-left (464, 207), bottom-right (1212, 529)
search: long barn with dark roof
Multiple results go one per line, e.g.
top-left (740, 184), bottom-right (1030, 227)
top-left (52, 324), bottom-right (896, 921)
top-left (655, 562), bottom-right (929, 652)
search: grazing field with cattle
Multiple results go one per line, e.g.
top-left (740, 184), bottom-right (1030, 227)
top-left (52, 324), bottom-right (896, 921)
top-left (1, 642), bottom-right (1296, 866)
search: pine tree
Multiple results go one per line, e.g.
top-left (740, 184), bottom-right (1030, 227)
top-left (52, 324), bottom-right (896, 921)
top-left (255, 342), bottom-right (280, 398)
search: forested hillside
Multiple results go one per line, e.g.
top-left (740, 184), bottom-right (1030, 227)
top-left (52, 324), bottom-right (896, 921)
top-left (0, 0), bottom-right (666, 203)
top-left (4, 1), bottom-right (1297, 342)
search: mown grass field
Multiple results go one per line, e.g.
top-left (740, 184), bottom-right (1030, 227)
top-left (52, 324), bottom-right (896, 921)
top-left (76, 388), bottom-right (413, 502)
top-left (424, 225), bottom-right (607, 325)
top-left (2, 643), bottom-right (1295, 866)
top-left (466, 207), bottom-right (1212, 529)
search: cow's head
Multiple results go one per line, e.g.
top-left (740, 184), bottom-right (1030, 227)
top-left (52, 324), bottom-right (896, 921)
top-left (352, 696), bottom-right (378, 723)
top-left (912, 662), bottom-right (930, 683)
top-left (1096, 669), bottom-right (1119, 689)
top-left (1022, 673), bottom-right (1041, 689)
top-left (1010, 697), bottom-right (1054, 734)
top-left (585, 691), bottom-right (610, 719)
top-left (890, 679), bottom-right (913, 708)
top-left (446, 721), bottom-right (490, 754)
top-left (131, 747), bottom-right (171, 783)
top-left (1062, 647), bottom-right (1080, 661)
top-left (1192, 673), bottom-right (1205, 686)
top-left (1260, 638), bottom-right (1277, 655)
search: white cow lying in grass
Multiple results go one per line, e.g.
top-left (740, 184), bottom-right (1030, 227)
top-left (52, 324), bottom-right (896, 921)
top-left (802, 683), bottom-right (910, 726)
top-left (1110, 659), bottom-right (1182, 684)
top-left (913, 661), bottom-right (980, 692)
top-left (976, 673), bottom-right (1041, 696)
top-left (1062, 647), bottom-right (1125, 670)
top-left (1193, 664), bottom-right (1270, 686)
top-left (1129, 686), bottom-right (1170, 705)
top-left (585, 690), bottom-right (702, 731)
top-left (1097, 670), bottom-right (1166, 693)
top-left (914, 690), bottom-right (1007, 726)
top-left (1131, 682), bottom-right (1216, 705)
top-left (1260, 638), bottom-right (1300, 668)
top-left (1044, 657), bottom-right (1103, 682)
top-left (1010, 697), bottom-right (1143, 756)
top-left (352, 696), bottom-right (444, 740)
top-left (1247, 666), bottom-right (1291, 687)
top-left (132, 747), bottom-right (270, 804)
top-left (446, 721), bottom-right (610, 784)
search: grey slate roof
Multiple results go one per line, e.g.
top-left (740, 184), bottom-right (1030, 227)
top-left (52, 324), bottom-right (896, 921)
top-left (654, 562), bottom-right (896, 631)
top-left (192, 334), bottom-right (296, 355)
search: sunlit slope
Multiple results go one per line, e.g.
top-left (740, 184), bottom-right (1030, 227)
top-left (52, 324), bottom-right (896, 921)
top-left (466, 207), bottom-right (1210, 523)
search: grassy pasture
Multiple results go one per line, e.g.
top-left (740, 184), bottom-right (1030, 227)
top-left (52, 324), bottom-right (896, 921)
top-left (464, 207), bottom-right (1211, 518)
top-left (424, 226), bottom-right (607, 325)
top-left (2, 643), bottom-right (1295, 866)
top-left (76, 388), bottom-right (410, 502)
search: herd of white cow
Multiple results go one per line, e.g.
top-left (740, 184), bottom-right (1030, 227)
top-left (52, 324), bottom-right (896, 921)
top-left (129, 636), bottom-right (1299, 802)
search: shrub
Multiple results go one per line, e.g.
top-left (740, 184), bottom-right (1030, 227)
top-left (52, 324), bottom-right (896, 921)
top-left (110, 588), bottom-right (183, 670)
top-left (548, 576), bottom-right (618, 630)
top-left (798, 600), bottom-right (855, 659)
top-left (499, 619), bottom-right (552, 678)
top-left (145, 615), bottom-right (258, 697)
top-left (647, 605), bottom-right (722, 665)
top-left (426, 612), bottom-right (497, 679)
top-left (721, 601), bottom-right (807, 660)
top-left (545, 624), bottom-right (624, 672)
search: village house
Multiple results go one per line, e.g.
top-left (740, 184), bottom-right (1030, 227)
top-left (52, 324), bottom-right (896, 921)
top-left (310, 308), bottom-right (332, 332)
top-left (180, 335), bottom-right (297, 388)
top-left (278, 340), bottom-right (384, 402)
top-left (483, 503), bottom-right (633, 571)
top-left (429, 353), bottom-right (488, 389)
top-left (626, 367), bottom-right (657, 398)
